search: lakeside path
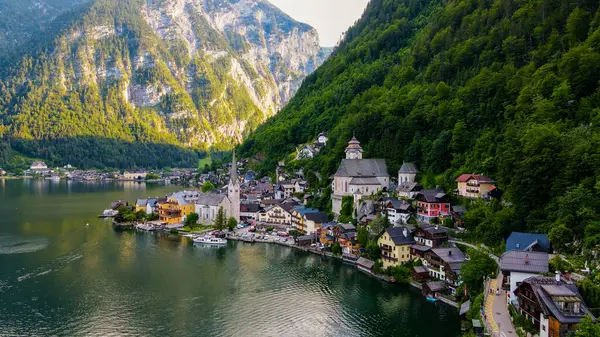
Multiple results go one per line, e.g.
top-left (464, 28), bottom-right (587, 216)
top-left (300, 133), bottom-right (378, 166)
top-left (450, 240), bottom-right (516, 337)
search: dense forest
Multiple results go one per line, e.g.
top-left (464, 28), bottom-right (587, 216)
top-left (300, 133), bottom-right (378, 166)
top-left (240, 0), bottom-right (600, 252)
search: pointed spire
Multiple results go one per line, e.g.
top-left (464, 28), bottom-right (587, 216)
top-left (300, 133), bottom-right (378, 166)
top-left (230, 149), bottom-right (238, 185)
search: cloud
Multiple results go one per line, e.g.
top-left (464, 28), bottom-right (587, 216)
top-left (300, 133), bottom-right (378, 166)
top-left (268, 0), bottom-right (369, 46)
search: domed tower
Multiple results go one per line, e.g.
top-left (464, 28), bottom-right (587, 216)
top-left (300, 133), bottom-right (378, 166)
top-left (345, 135), bottom-right (363, 160)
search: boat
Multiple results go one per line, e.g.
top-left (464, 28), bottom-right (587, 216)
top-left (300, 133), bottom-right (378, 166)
top-left (99, 209), bottom-right (119, 218)
top-left (426, 296), bottom-right (438, 302)
top-left (135, 223), bottom-right (155, 231)
top-left (193, 236), bottom-right (227, 245)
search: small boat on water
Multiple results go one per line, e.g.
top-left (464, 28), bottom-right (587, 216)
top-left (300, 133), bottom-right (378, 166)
top-left (99, 209), bottom-right (119, 218)
top-left (426, 296), bottom-right (438, 302)
top-left (136, 223), bottom-right (155, 231)
top-left (193, 236), bottom-right (227, 245)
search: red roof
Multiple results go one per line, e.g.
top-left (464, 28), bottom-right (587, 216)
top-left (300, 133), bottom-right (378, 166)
top-left (455, 174), bottom-right (495, 183)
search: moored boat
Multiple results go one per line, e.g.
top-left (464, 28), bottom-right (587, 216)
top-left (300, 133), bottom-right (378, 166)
top-left (193, 236), bottom-right (227, 245)
top-left (136, 223), bottom-right (155, 231)
top-left (99, 209), bottom-right (119, 218)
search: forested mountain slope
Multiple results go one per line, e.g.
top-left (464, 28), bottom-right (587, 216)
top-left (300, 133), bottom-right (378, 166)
top-left (240, 0), bottom-right (600, 250)
top-left (0, 0), bottom-right (330, 168)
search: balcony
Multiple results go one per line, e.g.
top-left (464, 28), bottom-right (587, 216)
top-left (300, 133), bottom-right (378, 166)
top-left (381, 255), bottom-right (398, 262)
top-left (380, 245), bottom-right (392, 252)
top-left (466, 188), bottom-right (480, 193)
top-left (466, 181), bottom-right (480, 187)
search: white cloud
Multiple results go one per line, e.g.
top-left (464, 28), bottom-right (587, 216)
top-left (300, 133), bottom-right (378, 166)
top-left (268, 0), bottom-right (369, 47)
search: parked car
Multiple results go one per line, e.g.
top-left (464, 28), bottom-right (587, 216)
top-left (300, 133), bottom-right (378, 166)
top-left (279, 233), bottom-right (289, 237)
top-left (248, 226), bottom-right (256, 232)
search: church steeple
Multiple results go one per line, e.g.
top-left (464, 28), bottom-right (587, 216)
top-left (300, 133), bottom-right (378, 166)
top-left (228, 149), bottom-right (240, 221)
top-left (345, 135), bottom-right (363, 159)
top-left (230, 149), bottom-right (238, 185)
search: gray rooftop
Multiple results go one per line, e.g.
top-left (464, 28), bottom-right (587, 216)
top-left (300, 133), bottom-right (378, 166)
top-left (349, 177), bottom-right (382, 185)
top-left (431, 248), bottom-right (466, 264)
top-left (196, 194), bottom-right (227, 207)
top-left (399, 162), bottom-right (418, 174)
top-left (335, 159), bottom-right (388, 178)
top-left (500, 251), bottom-right (549, 273)
top-left (385, 227), bottom-right (415, 245)
top-left (357, 257), bottom-right (375, 269)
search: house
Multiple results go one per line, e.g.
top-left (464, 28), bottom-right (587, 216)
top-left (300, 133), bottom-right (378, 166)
top-left (396, 182), bottom-right (423, 199)
top-left (422, 247), bottom-right (466, 292)
top-left (356, 257), bottom-right (375, 274)
top-left (331, 136), bottom-right (389, 215)
top-left (317, 132), bottom-right (328, 145)
top-left (378, 226), bottom-right (415, 269)
top-left (146, 198), bottom-right (162, 214)
top-left (422, 281), bottom-right (448, 299)
top-left (30, 161), bottom-right (50, 174)
top-left (336, 223), bottom-right (360, 254)
top-left (383, 199), bottom-right (413, 226)
top-left (506, 232), bottom-right (551, 253)
top-left (292, 206), bottom-right (320, 232)
top-left (240, 202), bottom-right (261, 221)
top-left (501, 251), bottom-right (549, 305)
top-left (412, 224), bottom-right (449, 249)
top-left (514, 275), bottom-right (596, 337)
top-left (123, 171), bottom-right (148, 180)
top-left (135, 198), bottom-right (148, 213)
top-left (296, 144), bottom-right (318, 159)
top-left (159, 192), bottom-right (195, 225)
top-left (412, 266), bottom-right (430, 282)
top-left (455, 174), bottom-right (496, 199)
top-left (451, 206), bottom-right (467, 227)
top-left (275, 181), bottom-right (295, 199)
top-left (303, 212), bottom-right (329, 234)
top-left (320, 222), bottom-right (337, 246)
top-left (296, 234), bottom-right (318, 247)
top-left (415, 190), bottom-right (451, 223)
top-left (259, 204), bottom-right (294, 225)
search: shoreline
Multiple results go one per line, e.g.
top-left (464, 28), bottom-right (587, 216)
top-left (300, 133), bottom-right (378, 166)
top-left (226, 234), bottom-right (460, 309)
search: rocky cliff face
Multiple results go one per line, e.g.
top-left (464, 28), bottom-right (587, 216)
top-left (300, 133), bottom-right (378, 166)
top-left (0, 0), bottom-right (331, 150)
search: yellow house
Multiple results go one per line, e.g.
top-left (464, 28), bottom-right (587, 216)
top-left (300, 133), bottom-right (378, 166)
top-left (159, 193), bottom-right (194, 225)
top-left (455, 174), bottom-right (496, 199)
top-left (378, 227), bottom-right (415, 269)
top-left (135, 198), bottom-right (148, 213)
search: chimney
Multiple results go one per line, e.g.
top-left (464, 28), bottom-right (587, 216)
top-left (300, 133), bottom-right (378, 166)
top-left (555, 271), bottom-right (561, 283)
top-left (448, 250), bottom-right (452, 256)
top-left (525, 254), bottom-right (529, 264)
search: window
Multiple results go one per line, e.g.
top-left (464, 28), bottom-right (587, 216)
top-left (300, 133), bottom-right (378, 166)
top-left (542, 326), bottom-right (546, 332)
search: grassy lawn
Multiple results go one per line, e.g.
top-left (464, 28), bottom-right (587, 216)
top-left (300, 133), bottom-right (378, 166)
top-left (198, 155), bottom-right (212, 169)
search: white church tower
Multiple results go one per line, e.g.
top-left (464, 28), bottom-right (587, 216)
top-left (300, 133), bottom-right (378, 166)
top-left (398, 162), bottom-right (418, 184)
top-left (228, 150), bottom-right (241, 221)
top-left (345, 135), bottom-right (363, 159)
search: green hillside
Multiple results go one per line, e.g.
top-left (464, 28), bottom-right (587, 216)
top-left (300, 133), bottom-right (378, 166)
top-left (240, 0), bottom-right (600, 251)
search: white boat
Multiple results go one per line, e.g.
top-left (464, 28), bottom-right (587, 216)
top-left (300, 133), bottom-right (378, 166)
top-left (136, 223), bottom-right (155, 231)
top-left (193, 236), bottom-right (227, 245)
top-left (100, 209), bottom-right (119, 218)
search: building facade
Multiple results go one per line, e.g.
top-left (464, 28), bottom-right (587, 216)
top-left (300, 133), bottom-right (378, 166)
top-left (455, 174), bottom-right (496, 199)
top-left (378, 227), bottom-right (415, 269)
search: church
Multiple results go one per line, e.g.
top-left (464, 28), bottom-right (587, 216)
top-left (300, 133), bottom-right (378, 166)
top-left (331, 136), bottom-right (389, 215)
top-left (194, 151), bottom-right (240, 224)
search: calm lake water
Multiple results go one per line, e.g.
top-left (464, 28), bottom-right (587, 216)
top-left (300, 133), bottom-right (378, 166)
top-left (0, 179), bottom-right (461, 336)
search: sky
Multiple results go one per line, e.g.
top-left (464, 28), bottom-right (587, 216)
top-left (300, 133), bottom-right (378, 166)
top-left (268, 0), bottom-right (370, 47)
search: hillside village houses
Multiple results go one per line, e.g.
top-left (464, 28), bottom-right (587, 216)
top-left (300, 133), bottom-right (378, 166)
top-left (331, 136), bottom-right (389, 215)
top-left (455, 174), bottom-right (496, 199)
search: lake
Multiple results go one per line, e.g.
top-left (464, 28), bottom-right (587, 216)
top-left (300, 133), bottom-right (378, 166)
top-left (0, 179), bottom-right (461, 336)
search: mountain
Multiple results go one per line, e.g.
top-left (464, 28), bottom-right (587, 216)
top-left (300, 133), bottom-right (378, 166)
top-left (0, 0), bottom-right (331, 168)
top-left (240, 0), bottom-right (600, 252)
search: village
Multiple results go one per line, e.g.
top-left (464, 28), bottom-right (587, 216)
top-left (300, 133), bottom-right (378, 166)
top-left (101, 134), bottom-right (598, 337)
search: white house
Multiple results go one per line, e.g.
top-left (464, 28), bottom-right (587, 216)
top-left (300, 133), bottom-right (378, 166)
top-left (500, 250), bottom-right (549, 305)
top-left (331, 136), bottom-right (389, 215)
top-left (396, 162), bottom-right (422, 198)
top-left (384, 199), bottom-right (413, 226)
top-left (30, 161), bottom-right (50, 174)
top-left (259, 204), bottom-right (294, 225)
top-left (317, 132), bottom-right (328, 145)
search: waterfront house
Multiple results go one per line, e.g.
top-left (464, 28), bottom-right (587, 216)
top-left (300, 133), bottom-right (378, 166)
top-left (514, 275), bottom-right (596, 337)
top-left (422, 247), bottom-right (466, 293)
top-left (159, 192), bottom-right (195, 225)
top-left (412, 266), bottom-right (430, 282)
top-left (422, 281), bottom-right (448, 298)
top-left (259, 204), bottom-right (294, 225)
top-left (320, 222), bottom-right (337, 246)
top-left (455, 174), bottom-right (496, 199)
top-left (331, 136), bottom-right (389, 215)
top-left (415, 190), bottom-right (451, 223)
top-left (500, 251), bottom-right (549, 305)
top-left (383, 199), bottom-right (413, 226)
top-left (296, 234), bottom-right (318, 247)
top-left (356, 257), bottom-right (375, 274)
top-left (302, 212), bottom-right (329, 234)
top-left (135, 198), bottom-right (148, 213)
top-left (506, 232), bottom-right (551, 253)
top-left (291, 206), bottom-right (320, 232)
top-left (240, 202), bottom-right (261, 221)
top-left (123, 171), bottom-right (148, 180)
top-left (378, 227), bottom-right (415, 269)
top-left (30, 161), bottom-right (50, 174)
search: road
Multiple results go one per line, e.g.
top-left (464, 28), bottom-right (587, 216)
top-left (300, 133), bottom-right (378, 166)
top-left (450, 240), bottom-right (515, 337)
